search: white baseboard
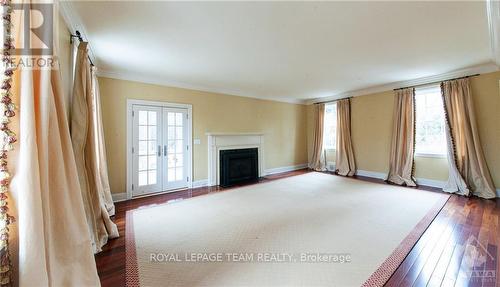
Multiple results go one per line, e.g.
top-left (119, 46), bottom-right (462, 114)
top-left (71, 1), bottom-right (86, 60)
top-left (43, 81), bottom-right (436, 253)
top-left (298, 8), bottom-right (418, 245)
top-left (112, 164), bottom-right (308, 201)
top-left (355, 169), bottom-right (386, 180)
top-left (416, 178), bottom-right (446, 189)
top-left (111, 192), bottom-right (128, 203)
top-left (192, 179), bottom-right (208, 188)
top-left (355, 169), bottom-right (447, 188)
top-left (191, 163), bottom-right (308, 188)
top-left (264, 163), bottom-right (308, 176)
top-left (355, 169), bottom-right (500, 198)
top-left (114, 169), bottom-right (500, 200)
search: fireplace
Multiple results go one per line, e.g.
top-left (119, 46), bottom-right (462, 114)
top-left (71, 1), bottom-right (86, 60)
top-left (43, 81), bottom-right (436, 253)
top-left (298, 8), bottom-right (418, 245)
top-left (219, 148), bottom-right (259, 187)
top-left (207, 132), bottom-right (264, 186)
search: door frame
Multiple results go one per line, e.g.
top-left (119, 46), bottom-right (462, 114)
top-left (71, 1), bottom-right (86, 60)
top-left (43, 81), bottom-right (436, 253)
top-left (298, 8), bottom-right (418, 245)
top-left (126, 99), bottom-right (193, 200)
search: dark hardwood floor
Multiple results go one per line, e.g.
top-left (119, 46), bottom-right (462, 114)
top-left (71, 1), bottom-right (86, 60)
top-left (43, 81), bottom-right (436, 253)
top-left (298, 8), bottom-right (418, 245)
top-left (95, 169), bottom-right (500, 287)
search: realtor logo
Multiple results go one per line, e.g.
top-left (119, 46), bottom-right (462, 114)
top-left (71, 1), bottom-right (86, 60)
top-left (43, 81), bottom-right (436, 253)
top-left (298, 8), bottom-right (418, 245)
top-left (460, 235), bottom-right (497, 284)
top-left (11, 3), bottom-right (53, 56)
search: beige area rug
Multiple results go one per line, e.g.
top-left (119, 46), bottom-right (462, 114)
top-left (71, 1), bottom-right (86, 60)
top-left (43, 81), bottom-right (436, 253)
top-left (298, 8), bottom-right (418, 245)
top-left (126, 172), bottom-right (449, 287)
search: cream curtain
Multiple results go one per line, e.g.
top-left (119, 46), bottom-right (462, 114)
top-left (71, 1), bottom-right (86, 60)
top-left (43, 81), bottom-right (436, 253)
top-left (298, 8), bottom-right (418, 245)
top-left (443, 123), bottom-right (469, 196)
top-left (10, 3), bottom-right (101, 285)
top-left (387, 88), bottom-right (417, 186)
top-left (309, 104), bottom-right (326, 171)
top-left (441, 78), bottom-right (496, 199)
top-left (91, 67), bottom-right (115, 216)
top-left (67, 39), bottom-right (79, 121)
top-left (71, 42), bottom-right (118, 253)
top-left (335, 99), bottom-right (356, 176)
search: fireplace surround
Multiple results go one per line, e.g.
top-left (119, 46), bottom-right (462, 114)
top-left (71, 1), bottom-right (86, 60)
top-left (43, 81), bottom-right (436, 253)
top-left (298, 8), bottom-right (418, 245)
top-left (207, 133), bottom-right (264, 186)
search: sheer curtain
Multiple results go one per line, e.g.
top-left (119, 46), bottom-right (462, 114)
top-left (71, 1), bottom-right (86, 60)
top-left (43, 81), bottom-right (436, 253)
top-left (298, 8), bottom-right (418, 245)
top-left (335, 99), bottom-right (356, 176)
top-left (309, 104), bottom-right (326, 171)
top-left (387, 88), bottom-right (417, 186)
top-left (441, 78), bottom-right (496, 199)
top-left (10, 2), bottom-right (100, 285)
top-left (71, 42), bottom-right (118, 253)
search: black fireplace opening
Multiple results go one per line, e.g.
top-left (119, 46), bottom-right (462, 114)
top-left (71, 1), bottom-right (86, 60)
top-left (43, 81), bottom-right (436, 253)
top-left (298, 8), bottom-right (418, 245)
top-left (220, 148), bottom-right (258, 187)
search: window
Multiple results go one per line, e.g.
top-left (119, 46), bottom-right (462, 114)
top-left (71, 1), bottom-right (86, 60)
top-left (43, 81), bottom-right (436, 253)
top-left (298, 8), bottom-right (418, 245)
top-left (415, 85), bottom-right (447, 156)
top-left (323, 102), bottom-right (337, 150)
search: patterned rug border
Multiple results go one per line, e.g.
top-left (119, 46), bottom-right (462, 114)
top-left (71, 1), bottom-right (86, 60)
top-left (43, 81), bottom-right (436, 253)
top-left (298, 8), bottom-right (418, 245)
top-left (125, 183), bottom-right (450, 287)
top-left (126, 211), bottom-right (140, 287)
top-left (361, 193), bottom-right (450, 287)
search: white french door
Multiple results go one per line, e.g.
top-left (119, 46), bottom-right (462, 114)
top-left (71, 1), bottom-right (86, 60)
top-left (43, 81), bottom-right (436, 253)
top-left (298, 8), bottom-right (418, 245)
top-left (130, 103), bottom-right (191, 197)
top-left (162, 108), bottom-right (189, 190)
top-left (132, 105), bottom-right (163, 195)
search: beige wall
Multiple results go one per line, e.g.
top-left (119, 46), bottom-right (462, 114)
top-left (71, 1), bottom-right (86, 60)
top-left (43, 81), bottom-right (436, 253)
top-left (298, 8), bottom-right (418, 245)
top-left (58, 10), bottom-right (499, 192)
top-left (351, 91), bottom-right (395, 175)
top-left (307, 71), bottom-right (500, 188)
top-left (99, 77), bottom-right (308, 194)
top-left (470, 72), bottom-right (500, 187)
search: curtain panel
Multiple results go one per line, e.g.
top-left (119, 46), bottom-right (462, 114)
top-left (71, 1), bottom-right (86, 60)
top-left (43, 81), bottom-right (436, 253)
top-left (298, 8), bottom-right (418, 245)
top-left (71, 42), bottom-right (119, 253)
top-left (441, 78), bottom-right (496, 199)
top-left (387, 88), bottom-right (417, 186)
top-left (91, 67), bottom-right (115, 216)
top-left (335, 99), bottom-right (356, 176)
top-left (309, 103), bottom-right (326, 171)
top-left (10, 2), bottom-right (101, 284)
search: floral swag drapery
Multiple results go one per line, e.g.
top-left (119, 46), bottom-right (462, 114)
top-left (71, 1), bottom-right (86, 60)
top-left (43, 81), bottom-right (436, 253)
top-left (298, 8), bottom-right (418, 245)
top-left (0, 0), bottom-right (17, 285)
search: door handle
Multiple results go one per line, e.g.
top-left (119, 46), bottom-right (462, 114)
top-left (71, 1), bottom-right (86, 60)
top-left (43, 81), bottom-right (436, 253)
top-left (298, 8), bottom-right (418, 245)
top-left (158, 145), bottom-right (161, 157)
top-left (164, 145), bottom-right (167, 156)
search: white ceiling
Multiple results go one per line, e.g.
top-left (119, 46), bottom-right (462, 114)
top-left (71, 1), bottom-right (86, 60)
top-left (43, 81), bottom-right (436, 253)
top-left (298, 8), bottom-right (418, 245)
top-left (64, 1), bottom-right (497, 103)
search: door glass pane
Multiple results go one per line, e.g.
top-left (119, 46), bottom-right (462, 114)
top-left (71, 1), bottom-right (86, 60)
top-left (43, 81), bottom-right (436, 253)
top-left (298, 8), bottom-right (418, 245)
top-left (138, 171), bottom-right (148, 186)
top-left (176, 154), bottom-right (183, 166)
top-left (139, 126), bottom-right (148, 140)
top-left (148, 155), bottom-right (157, 170)
top-left (138, 111), bottom-right (148, 125)
top-left (138, 141), bottom-right (148, 155)
top-left (175, 113), bottom-right (183, 126)
top-left (175, 167), bottom-right (183, 181)
top-left (138, 156), bottom-right (147, 171)
top-left (167, 154), bottom-right (175, 167)
top-left (176, 127), bottom-right (183, 139)
top-left (176, 140), bottom-right (183, 153)
top-left (168, 140), bottom-right (175, 153)
top-left (168, 113), bottom-right (175, 125)
top-left (148, 111), bottom-right (157, 125)
top-left (168, 126), bottom-right (175, 139)
top-left (168, 168), bottom-right (175, 181)
top-left (148, 141), bottom-right (156, 155)
top-left (135, 108), bottom-right (161, 189)
top-left (148, 171), bottom-right (157, 184)
top-left (148, 126), bottom-right (157, 140)
top-left (163, 111), bottom-right (186, 184)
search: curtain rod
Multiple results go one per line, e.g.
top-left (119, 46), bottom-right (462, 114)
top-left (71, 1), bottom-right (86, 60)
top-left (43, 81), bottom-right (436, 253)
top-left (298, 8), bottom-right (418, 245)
top-left (314, 72), bottom-right (480, 105)
top-left (393, 73), bottom-right (480, 91)
top-left (314, 96), bottom-right (352, 105)
top-left (70, 30), bottom-right (95, 67)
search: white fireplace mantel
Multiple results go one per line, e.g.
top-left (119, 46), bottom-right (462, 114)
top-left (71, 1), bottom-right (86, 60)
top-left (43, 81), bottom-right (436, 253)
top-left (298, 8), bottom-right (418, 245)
top-left (207, 133), bottom-right (265, 186)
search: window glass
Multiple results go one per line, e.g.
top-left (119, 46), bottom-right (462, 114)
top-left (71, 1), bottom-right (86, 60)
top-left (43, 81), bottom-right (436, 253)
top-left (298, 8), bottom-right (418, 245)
top-left (415, 86), bottom-right (447, 155)
top-left (323, 103), bottom-right (337, 150)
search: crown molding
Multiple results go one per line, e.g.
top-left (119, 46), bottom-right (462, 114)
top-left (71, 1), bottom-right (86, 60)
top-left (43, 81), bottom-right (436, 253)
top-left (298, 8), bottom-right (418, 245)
top-left (306, 62), bottom-right (499, 104)
top-left (58, 0), bottom-right (99, 66)
top-left (487, 0), bottom-right (500, 67)
top-left (97, 69), bottom-right (307, 105)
